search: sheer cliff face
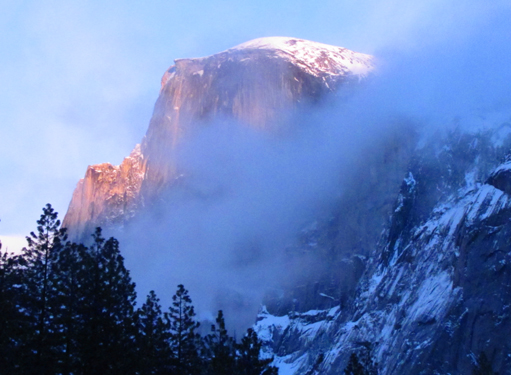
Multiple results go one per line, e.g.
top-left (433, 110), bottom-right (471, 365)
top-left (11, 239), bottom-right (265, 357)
top-left (63, 37), bottom-right (373, 238)
top-left (63, 145), bottom-right (145, 238)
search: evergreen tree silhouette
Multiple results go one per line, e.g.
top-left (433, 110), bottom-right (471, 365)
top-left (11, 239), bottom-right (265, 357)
top-left (76, 228), bottom-right (137, 375)
top-left (0, 205), bottom-right (282, 375)
top-left (344, 345), bottom-right (378, 375)
top-left (136, 290), bottom-right (172, 374)
top-left (344, 353), bottom-right (365, 375)
top-left (205, 310), bottom-right (236, 374)
top-left (51, 240), bottom-right (89, 374)
top-left (20, 203), bottom-right (67, 374)
top-left (0, 241), bottom-right (26, 373)
top-left (236, 328), bottom-right (278, 375)
top-left (166, 284), bottom-right (202, 375)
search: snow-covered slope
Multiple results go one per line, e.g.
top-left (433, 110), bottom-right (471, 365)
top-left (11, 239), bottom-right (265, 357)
top-left (257, 117), bottom-right (511, 374)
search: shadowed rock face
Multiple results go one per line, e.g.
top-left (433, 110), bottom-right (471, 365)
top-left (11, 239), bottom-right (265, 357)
top-left (63, 37), bottom-right (373, 239)
top-left (253, 127), bottom-right (511, 375)
top-left (486, 158), bottom-right (511, 194)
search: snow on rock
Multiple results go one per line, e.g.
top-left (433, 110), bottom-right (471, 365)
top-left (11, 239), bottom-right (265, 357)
top-left (254, 306), bottom-right (341, 374)
top-left (261, 125), bottom-right (511, 374)
top-left (487, 156), bottom-right (511, 195)
top-left (255, 306), bottom-right (291, 342)
top-left (230, 37), bottom-right (374, 79)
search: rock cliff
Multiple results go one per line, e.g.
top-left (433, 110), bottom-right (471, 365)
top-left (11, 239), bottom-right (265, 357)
top-left (63, 37), bottom-right (373, 239)
top-left (255, 122), bottom-right (511, 374)
top-left (62, 145), bottom-right (145, 238)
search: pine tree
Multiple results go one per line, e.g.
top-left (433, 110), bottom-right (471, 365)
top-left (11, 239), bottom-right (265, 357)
top-left (166, 284), bottom-right (202, 375)
top-left (75, 228), bottom-right (138, 375)
top-left (0, 243), bottom-right (25, 373)
top-left (344, 343), bottom-right (378, 375)
top-left (236, 328), bottom-right (278, 375)
top-left (205, 310), bottom-right (236, 374)
top-left (51, 240), bottom-right (89, 374)
top-left (135, 290), bottom-right (172, 374)
top-left (19, 203), bottom-right (67, 374)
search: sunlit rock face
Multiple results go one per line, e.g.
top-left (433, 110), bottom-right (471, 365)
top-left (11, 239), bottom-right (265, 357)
top-left (63, 37), bottom-right (374, 239)
top-left (62, 145), bottom-right (145, 238)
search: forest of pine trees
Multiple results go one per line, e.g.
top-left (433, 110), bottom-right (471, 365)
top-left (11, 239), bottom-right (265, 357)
top-left (0, 204), bottom-right (278, 375)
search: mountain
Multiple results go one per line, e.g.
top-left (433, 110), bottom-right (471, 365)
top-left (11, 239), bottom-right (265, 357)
top-left (62, 36), bottom-right (511, 374)
top-left (62, 37), bottom-right (374, 239)
top-left (255, 123), bottom-right (511, 374)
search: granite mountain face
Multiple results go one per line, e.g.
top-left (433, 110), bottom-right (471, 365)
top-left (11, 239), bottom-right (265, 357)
top-left (63, 144), bottom-right (145, 240)
top-left (62, 37), bottom-right (374, 239)
top-left (63, 37), bottom-right (511, 374)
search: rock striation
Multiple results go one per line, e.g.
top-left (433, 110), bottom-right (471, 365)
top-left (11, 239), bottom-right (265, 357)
top-left (255, 124), bottom-right (511, 374)
top-left (63, 37), bottom-right (374, 239)
top-left (62, 145), bottom-right (145, 238)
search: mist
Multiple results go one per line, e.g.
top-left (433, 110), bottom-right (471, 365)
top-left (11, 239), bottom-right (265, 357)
top-left (2, 0), bottom-right (511, 334)
top-left (119, 104), bottom-right (390, 329)
top-left (104, 3), bottom-right (511, 333)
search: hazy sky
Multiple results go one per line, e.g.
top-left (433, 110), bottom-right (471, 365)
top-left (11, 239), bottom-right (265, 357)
top-left (1, 0), bottom-right (510, 249)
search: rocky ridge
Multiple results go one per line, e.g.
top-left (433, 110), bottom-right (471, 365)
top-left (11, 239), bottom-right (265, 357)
top-left (255, 120), bottom-right (511, 374)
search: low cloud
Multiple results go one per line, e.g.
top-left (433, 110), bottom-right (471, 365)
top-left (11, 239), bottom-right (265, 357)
top-left (3, 0), bottom-right (511, 333)
top-left (115, 3), bottom-right (511, 332)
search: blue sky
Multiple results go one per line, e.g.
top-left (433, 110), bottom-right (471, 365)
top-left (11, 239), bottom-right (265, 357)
top-left (1, 0), bottom-right (510, 250)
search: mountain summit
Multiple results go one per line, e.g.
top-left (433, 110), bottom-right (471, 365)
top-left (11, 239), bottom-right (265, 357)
top-left (62, 37), bottom-right (373, 238)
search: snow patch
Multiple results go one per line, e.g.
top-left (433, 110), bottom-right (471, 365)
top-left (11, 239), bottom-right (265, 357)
top-left (230, 37), bottom-right (374, 79)
top-left (408, 271), bottom-right (453, 324)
